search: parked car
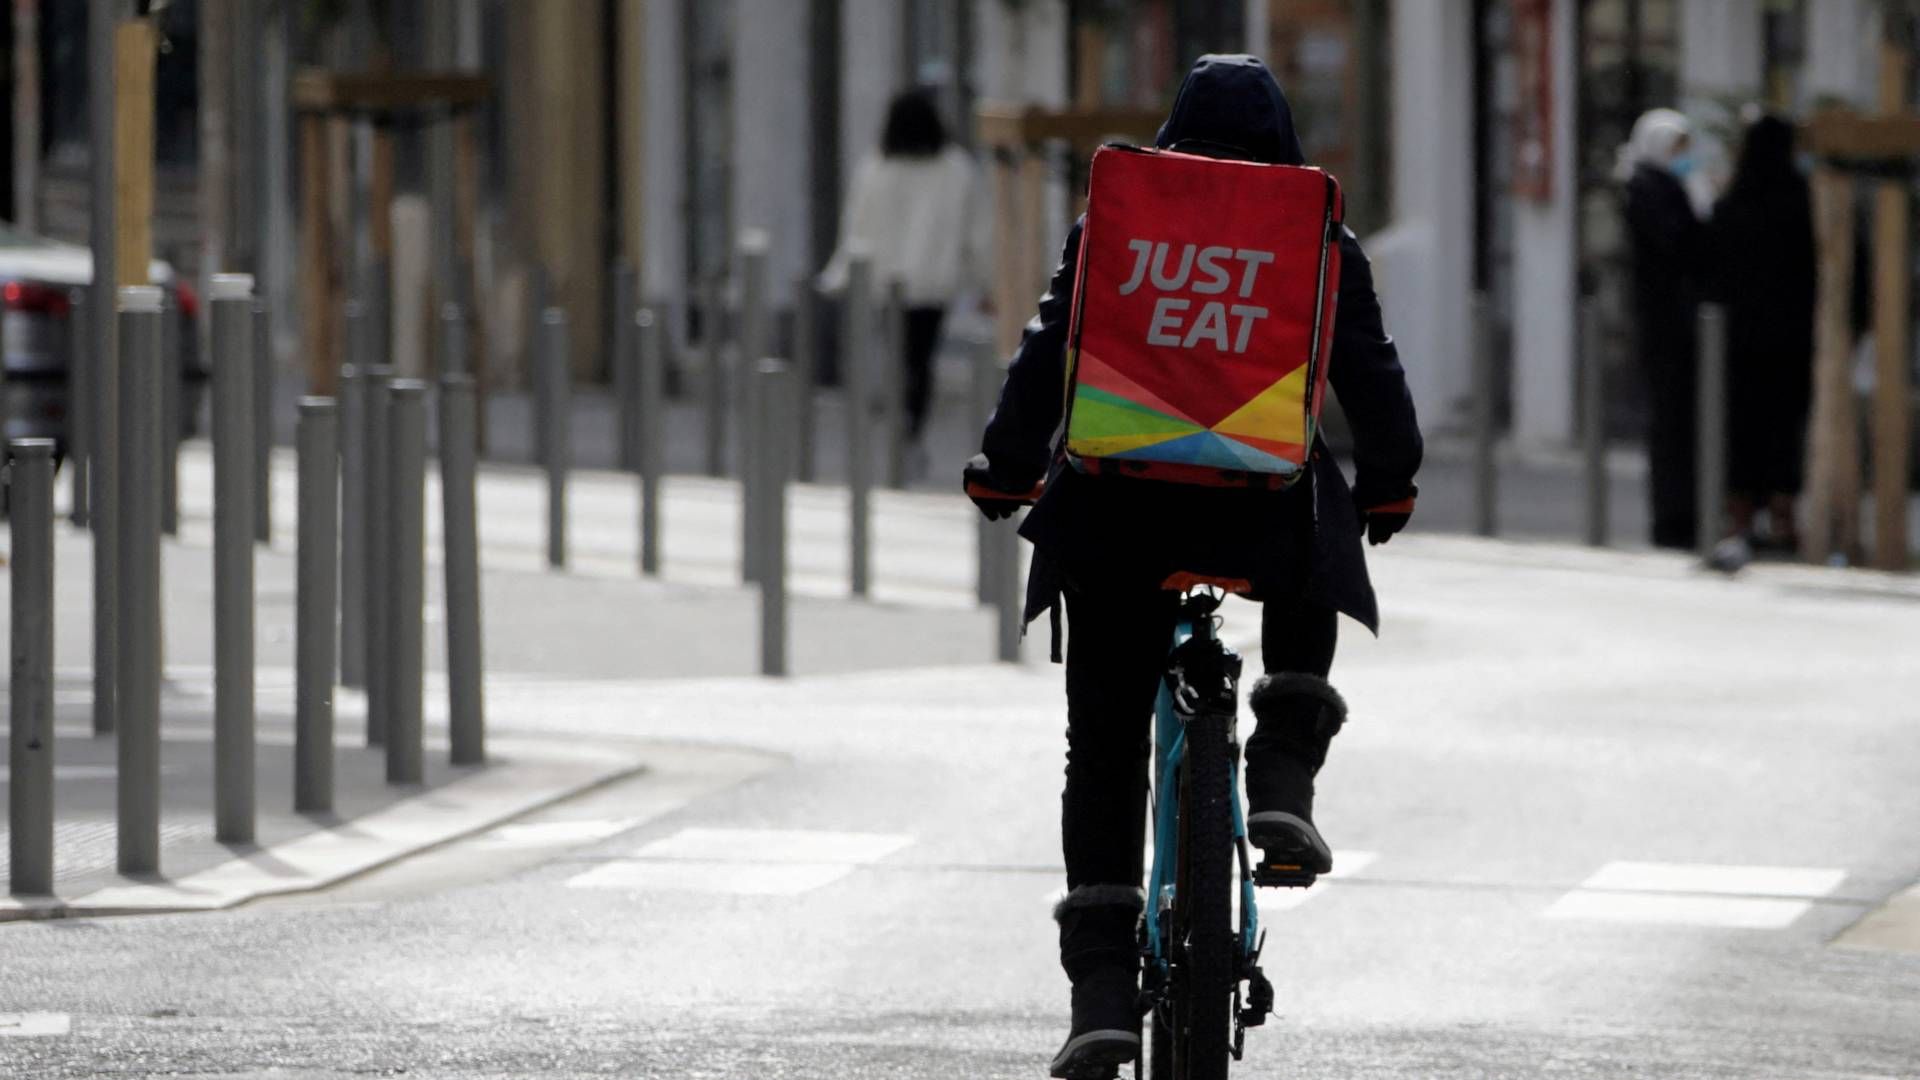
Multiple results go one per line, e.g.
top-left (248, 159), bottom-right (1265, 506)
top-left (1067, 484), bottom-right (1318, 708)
top-left (0, 221), bottom-right (199, 463)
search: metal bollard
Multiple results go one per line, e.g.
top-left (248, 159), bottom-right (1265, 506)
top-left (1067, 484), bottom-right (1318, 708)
top-left (610, 259), bottom-right (638, 471)
top-left (210, 275), bottom-right (258, 843)
top-left (539, 308), bottom-right (570, 569)
top-left (9, 439), bottom-right (56, 894)
top-left (794, 276), bottom-right (819, 483)
top-left (637, 309), bottom-right (665, 576)
top-left (972, 340), bottom-right (1001, 607)
top-left (160, 292), bottom-right (181, 536)
top-left (994, 514), bottom-right (1023, 663)
top-left (701, 276), bottom-right (728, 477)
top-left (738, 232), bottom-right (770, 583)
top-left (440, 374), bottom-right (486, 766)
top-left (1697, 304), bottom-right (1728, 559)
top-left (846, 255), bottom-right (874, 597)
top-left (364, 364), bottom-right (394, 746)
top-left (368, 259), bottom-right (393, 371)
top-left (1471, 292), bottom-right (1497, 537)
top-left (755, 361), bottom-right (794, 676)
top-left (337, 356), bottom-right (367, 689)
top-left (92, 284), bottom-right (122, 738)
top-left (1581, 299), bottom-right (1609, 548)
top-left (386, 380), bottom-right (428, 785)
top-left (294, 398), bottom-right (338, 813)
top-left (68, 290), bottom-right (90, 527)
top-left (253, 302), bottom-right (274, 544)
top-left (884, 282), bottom-right (910, 490)
top-left (117, 285), bottom-right (166, 875)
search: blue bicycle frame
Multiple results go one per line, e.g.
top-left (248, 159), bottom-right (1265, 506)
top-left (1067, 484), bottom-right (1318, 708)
top-left (1141, 605), bottom-right (1260, 977)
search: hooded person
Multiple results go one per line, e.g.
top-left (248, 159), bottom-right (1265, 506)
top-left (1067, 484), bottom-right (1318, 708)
top-left (1620, 107), bottom-right (1709, 550)
top-left (1708, 113), bottom-right (1815, 548)
top-left (964, 54), bottom-right (1422, 1078)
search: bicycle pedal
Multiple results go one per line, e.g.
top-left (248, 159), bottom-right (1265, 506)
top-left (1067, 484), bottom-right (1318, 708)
top-left (1252, 862), bottom-right (1318, 889)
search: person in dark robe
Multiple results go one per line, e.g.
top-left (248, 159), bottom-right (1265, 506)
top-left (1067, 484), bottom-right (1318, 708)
top-left (1621, 108), bottom-right (1708, 550)
top-left (1709, 113), bottom-right (1816, 550)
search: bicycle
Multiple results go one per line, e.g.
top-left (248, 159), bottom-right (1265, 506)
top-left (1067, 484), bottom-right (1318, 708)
top-left (965, 474), bottom-right (1314, 1080)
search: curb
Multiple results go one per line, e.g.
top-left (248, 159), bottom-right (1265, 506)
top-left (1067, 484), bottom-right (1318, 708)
top-left (0, 735), bottom-right (645, 922)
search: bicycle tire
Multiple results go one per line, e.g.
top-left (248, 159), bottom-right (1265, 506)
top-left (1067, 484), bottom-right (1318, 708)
top-left (1172, 708), bottom-right (1236, 1080)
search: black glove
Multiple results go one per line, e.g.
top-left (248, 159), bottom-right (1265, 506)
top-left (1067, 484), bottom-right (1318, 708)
top-left (963, 453), bottom-right (1024, 521)
top-left (1354, 481), bottom-right (1417, 546)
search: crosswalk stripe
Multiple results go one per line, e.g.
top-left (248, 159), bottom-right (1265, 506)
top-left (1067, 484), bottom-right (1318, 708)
top-left (1544, 860), bottom-right (1847, 929)
top-left (0, 1013), bottom-right (71, 1037)
top-left (564, 827), bottom-right (915, 896)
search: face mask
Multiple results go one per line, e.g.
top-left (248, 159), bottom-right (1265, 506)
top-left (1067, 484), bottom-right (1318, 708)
top-left (1668, 154), bottom-right (1696, 179)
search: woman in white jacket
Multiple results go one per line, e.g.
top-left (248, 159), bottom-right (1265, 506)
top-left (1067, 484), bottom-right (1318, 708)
top-left (821, 89), bottom-right (989, 457)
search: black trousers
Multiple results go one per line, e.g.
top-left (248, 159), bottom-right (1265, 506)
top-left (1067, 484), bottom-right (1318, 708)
top-left (903, 306), bottom-right (946, 439)
top-left (1060, 586), bottom-right (1337, 892)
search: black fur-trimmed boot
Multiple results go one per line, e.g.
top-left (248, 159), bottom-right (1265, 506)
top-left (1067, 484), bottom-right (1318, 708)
top-left (1244, 674), bottom-right (1347, 879)
top-left (1049, 885), bottom-right (1143, 1079)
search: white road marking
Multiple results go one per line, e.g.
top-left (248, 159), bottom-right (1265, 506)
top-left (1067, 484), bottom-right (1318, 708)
top-left (1543, 891), bottom-right (1812, 930)
top-left (565, 827), bottom-right (916, 896)
top-left (1577, 861), bottom-right (1846, 899)
top-left (1544, 861), bottom-right (1847, 929)
top-left (626, 827), bottom-right (915, 865)
top-left (0, 1013), bottom-right (71, 1037)
top-left (568, 860), bottom-right (854, 896)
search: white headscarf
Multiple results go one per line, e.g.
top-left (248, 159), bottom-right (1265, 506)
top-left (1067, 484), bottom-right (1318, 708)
top-left (1614, 108), bottom-right (1692, 182)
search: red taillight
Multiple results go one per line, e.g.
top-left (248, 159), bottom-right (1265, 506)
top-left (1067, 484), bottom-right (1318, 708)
top-left (3, 281), bottom-right (73, 318)
top-left (174, 280), bottom-right (199, 319)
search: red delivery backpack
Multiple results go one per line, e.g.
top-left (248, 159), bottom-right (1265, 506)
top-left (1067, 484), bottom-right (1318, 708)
top-left (1063, 144), bottom-right (1342, 489)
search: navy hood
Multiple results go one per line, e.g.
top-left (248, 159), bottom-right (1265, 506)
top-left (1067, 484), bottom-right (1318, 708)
top-left (1154, 54), bottom-right (1305, 166)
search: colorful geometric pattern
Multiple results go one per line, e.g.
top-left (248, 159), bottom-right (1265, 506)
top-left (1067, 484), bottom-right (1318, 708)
top-left (1067, 349), bottom-right (1310, 477)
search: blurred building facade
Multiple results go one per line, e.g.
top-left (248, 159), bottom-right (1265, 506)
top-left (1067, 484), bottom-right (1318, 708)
top-left (2, 1), bottom-right (1908, 443)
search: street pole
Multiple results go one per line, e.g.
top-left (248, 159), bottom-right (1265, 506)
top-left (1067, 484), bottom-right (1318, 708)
top-left (972, 339), bottom-right (1000, 607)
top-left (994, 514), bottom-right (1023, 664)
top-left (337, 354), bottom-right (367, 689)
top-left (884, 281), bottom-right (909, 490)
top-left (364, 364), bottom-right (394, 746)
top-left (637, 308), bottom-right (665, 576)
top-left (1471, 291), bottom-right (1497, 538)
top-left (294, 397), bottom-right (338, 814)
top-left (211, 274), bottom-right (257, 844)
top-left (794, 276), bottom-right (819, 484)
top-left (8, 438), bottom-right (55, 895)
top-left (160, 289), bottom-right (179, 536)
top-left (87, 2), bottom-right (118, 731)
top-left (846, 254), bottom-right (874, 597)
top-left (702, 276), bottom-right (728, 477)
top-left (254, 301), bottom-right (274, 543)
top-left (738, 232), bottom-right (770, 583)
top-left (440, 373), bottom-right (486, 766)
top-left (610, 258), bottom-right (638, 471)
top-left (1697, 304), bottom-right (1727, 560)
top-left (755, 360), bottom-right (793, 677)
top-left (386, 380), bottom-right (427, 785)
top-left (540, 308), bottom-right (570, 569)
top-left (117, 285), bottom-right (165, 876)
top-left (68, 288), bottom-right (89, 527)
top-left (1581, 299), bottom-right (1609, 548)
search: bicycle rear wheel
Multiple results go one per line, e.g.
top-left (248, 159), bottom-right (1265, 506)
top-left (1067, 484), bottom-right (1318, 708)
top-left (1162, 709), bottom-right (1236, 1080)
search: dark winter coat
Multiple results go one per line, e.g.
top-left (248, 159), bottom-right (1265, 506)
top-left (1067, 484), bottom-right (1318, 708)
top-left (1708, 115), bottom-right (1816, 497)
top-left (1624, 161), bottom-right (1706, 548)
top-left (979, 54), bottom-right (1423, 637)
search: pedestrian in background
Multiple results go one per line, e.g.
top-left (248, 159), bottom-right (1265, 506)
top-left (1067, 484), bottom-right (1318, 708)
top-left (1619, 108), bottom-right (1708, 550)
top-left (819, 88), bottom-right (989, 477)
top-left (1709, 112), bottom-right (1816, 554)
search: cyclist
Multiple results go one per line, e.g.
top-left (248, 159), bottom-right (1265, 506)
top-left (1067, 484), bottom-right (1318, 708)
top-left (962, 54), bottom-right (1423, 1078)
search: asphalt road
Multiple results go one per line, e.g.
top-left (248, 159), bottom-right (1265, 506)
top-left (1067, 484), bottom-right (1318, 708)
top-left (5, 530), bottom-right (1919, 1078)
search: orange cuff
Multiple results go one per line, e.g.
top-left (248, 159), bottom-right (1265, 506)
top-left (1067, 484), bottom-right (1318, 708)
top-left (1365, 497), bottom-right (1416, 515)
